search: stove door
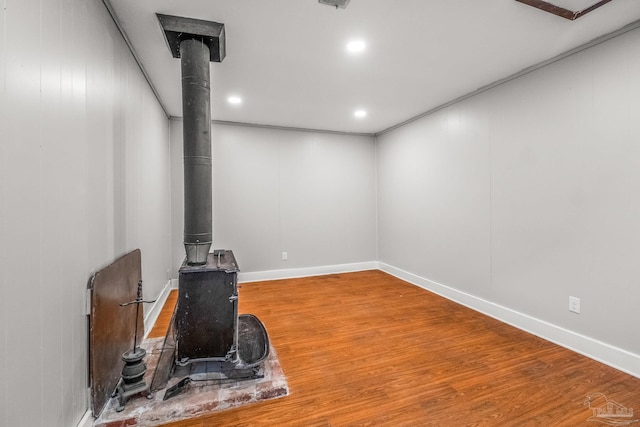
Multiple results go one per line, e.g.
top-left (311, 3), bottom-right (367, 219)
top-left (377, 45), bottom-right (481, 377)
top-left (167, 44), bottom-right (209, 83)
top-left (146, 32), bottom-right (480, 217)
top-left (176, 266), bottom-right (238, 362)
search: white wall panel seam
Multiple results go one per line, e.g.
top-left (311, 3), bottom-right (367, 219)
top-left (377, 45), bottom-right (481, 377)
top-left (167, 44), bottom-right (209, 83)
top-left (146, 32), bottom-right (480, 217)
top-left (0, 1), bottom-right (6, 425)
top-left (373, 135), bottom-right (379, 261)
top-left (38, 1), bottom-right (44, 424)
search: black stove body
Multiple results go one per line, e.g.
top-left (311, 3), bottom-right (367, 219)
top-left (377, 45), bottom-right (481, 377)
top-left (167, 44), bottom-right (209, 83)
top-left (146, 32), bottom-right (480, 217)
top-left (177, 251), bottom-right (239, 363)
top-left (174, 250), bottom-right (269, 382)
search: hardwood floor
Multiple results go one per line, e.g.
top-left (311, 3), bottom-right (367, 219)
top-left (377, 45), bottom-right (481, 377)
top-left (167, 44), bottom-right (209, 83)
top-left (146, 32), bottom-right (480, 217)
top-left (148, 289), bottom-right (177, 340)
top-left (151, 270), bottom-right (640, 426)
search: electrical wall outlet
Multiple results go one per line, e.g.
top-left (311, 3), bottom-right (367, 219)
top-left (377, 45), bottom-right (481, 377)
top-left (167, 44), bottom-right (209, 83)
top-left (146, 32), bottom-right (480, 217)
top-left (282, 251), bottom-right (288, 261)
top-left (569, 296), bottom-right (581, 314)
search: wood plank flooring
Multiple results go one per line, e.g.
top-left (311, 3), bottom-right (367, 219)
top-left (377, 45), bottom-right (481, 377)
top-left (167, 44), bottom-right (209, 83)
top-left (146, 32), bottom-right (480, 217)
top-left (151, 270), bottom-right (640, 426)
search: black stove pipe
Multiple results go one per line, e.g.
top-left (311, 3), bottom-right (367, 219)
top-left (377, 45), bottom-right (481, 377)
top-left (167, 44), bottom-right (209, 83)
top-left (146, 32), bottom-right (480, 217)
top-left (157, 13), bottom-right (225, 265)
top-left (181, 38), bottom-right (212, 265)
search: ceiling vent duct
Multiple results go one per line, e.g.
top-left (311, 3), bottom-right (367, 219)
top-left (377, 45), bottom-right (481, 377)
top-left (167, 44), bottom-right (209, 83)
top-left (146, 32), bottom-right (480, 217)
top-left (318, 0), bottom-right (351, 9)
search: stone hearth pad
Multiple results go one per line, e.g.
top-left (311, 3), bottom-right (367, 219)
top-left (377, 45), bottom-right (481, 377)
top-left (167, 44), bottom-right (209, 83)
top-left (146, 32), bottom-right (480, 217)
top-left (94, 337), bottom-right (289, 427)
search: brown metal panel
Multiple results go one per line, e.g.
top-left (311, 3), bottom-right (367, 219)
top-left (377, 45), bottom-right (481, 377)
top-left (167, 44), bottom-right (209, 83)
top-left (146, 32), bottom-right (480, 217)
top-left (515, 0), bottom-right (612, 20)
top-left (573, 0), bottom-right (612, 19)
top-left (89, 249), bottom-right (144, 417)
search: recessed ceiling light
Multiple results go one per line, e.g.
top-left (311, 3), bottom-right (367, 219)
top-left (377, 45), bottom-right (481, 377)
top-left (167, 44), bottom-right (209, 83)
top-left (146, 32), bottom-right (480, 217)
top-left (346, 40), bottom-right (366, 54)
top-left (354, 109), bottom-right (367, 118)
top-left (227, 95), bottom-right (242, 105)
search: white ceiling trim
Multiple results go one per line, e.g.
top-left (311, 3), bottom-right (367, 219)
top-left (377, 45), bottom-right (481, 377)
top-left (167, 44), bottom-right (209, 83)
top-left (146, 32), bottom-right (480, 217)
top-left (376, 17), bottom-right (640, 137)
top-left (102, 0), bottom-right (171, 119)
top-left (103, 1), bottom-right (640, 135)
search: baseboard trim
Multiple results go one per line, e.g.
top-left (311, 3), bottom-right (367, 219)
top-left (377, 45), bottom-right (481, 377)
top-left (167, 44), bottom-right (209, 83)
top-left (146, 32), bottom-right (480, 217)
top-left (76, 410), bottom-right (93, 427)
top-left (144, 280), bottom-right (172, 338)
top-left (238, 261), bottom-right (379, 283)
top-left (378, 262), bottom-right (640, 379)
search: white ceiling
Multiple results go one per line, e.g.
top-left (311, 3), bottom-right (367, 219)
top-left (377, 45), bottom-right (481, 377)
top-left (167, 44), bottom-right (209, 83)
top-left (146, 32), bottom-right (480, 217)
top-left (107, 0), bottom-right (640, 134)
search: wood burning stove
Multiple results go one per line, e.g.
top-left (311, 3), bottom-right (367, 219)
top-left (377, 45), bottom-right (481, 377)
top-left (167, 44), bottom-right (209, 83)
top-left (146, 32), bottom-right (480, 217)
top-left (153, 14), bottom-right (270, 399)
top-left (175, 250), bottom-right (269, 370)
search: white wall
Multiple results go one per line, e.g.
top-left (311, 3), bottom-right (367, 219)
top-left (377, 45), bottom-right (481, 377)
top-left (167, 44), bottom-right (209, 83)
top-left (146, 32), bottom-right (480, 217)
top-left (0, 1), bottom-right (172, 426)
top-left (170, 121), bottom-right (377, 276)
top-left (377, 26), bottom-right (640, 364)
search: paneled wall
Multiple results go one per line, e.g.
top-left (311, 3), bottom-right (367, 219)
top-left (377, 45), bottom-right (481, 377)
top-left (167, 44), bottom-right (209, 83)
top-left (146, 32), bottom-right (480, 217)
top-left (0, 1), bottom-right (171, 426)
top-left (170, 121), bottom-right (377, 276)
top-left (377, 26), bottom-right (640, 359)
